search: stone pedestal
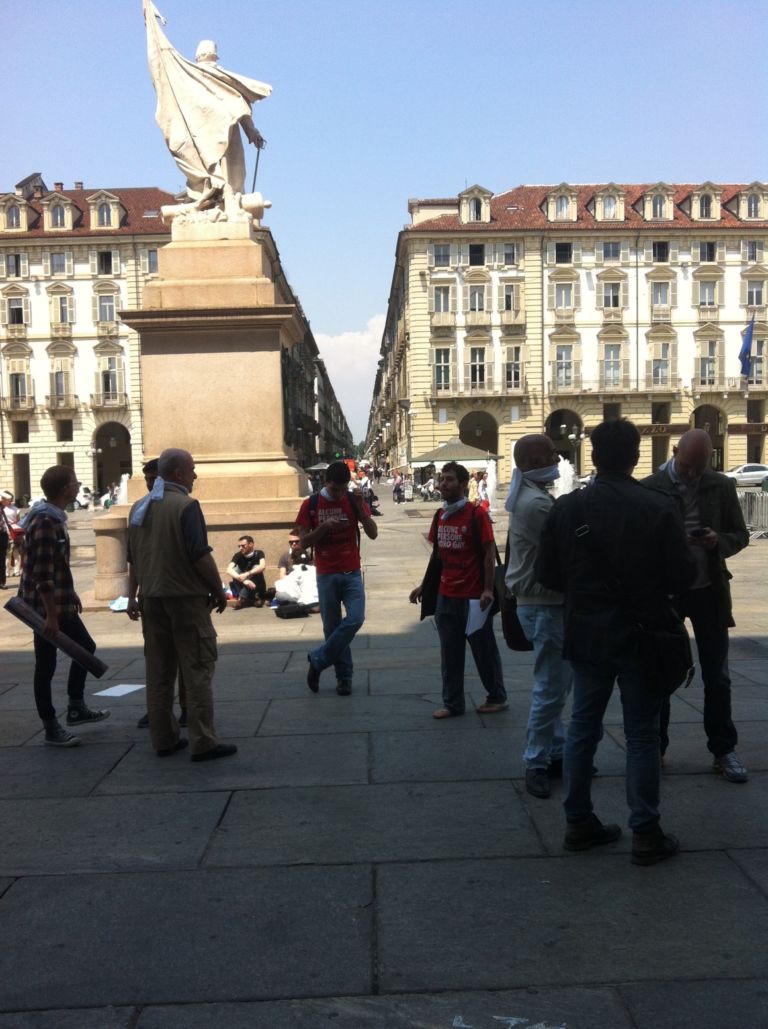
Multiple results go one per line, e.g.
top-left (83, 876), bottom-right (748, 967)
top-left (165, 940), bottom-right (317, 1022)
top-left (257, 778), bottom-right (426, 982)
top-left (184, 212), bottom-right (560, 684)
top-left (93, 215), bottom-right (310, 600)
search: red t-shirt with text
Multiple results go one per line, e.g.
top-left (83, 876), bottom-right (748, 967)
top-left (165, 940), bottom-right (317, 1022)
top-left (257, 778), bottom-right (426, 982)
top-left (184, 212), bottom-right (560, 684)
top-left (295, 492), bottom-right (370, 575)
top-left (428, 503), bottom-right (494, 598)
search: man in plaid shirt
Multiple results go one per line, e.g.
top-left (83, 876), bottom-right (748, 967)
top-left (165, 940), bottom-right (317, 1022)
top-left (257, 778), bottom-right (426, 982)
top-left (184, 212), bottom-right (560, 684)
top-left (19, 465), bottom-right (109, 746)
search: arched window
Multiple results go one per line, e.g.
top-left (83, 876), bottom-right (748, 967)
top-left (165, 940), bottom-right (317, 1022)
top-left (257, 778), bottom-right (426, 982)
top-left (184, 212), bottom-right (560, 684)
top-left (652, 195), bottom-right (665, 218)
top-left (6, 205), bottom-right (20, 229)
top-left (98, 203), bottom-right (112, 227)
top-left (51, 204), bottom-right (65, 227)
top-left (699, 193), bottom-right (712, 219)
top-left (747, 194), bottom-right (760, 218)
top-left (556, 196), bottom-right (569, 219)
top-left (470, 198), bottom-right (482, 221)
top-left (603, 195), bottom-right (617, 219)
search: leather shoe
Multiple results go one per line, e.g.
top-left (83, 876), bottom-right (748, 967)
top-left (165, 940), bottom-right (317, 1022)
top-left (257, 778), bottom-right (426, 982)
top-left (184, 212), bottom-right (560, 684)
top-left (336, 679), bottom-right (352, 696)
top-left (307, 655), bottom-right (320, 693)
top-left (525, 767), bottom-right (551, 799)
top-left (157, 738), bottom-right (188, 757)
top-left (631, 826), bottom-right (679, 866)
top-left (564, 814), bottom-right (621, 851)
top-left (191, 743), bottom-right (238, 763)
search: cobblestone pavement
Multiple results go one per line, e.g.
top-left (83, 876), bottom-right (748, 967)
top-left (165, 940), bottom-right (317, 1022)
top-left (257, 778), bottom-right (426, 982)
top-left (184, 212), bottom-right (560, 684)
top-left (1, 495), bottom-right (766, 1027)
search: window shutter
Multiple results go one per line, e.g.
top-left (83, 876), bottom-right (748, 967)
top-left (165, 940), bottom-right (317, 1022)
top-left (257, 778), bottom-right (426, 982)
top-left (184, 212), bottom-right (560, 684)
top-left (0, 255), bottom-right (5, 278)
top-left (69, 295), bottom-right (77, 323)
top-left (572, 242), bottom-right (582, 266)
top-left (670, 279), bottom-right (677, 307)
top-left (546, 242), bottom-right (556, 265)
top-left (22, 297), bottom-right (30, 324)
top-left (594, 242), bottom-right (603, 265)
top-left (0, 298), bottom-right (7, 324)
top-left (690, 241), bottom-right (700, 265)
top-left (620, 240), bottom-right (630, 264)
top-left (547, 281), bottom-right (555, 309)
top-left (669, 342), bottom-right (678, 365)
top-left (716, 241), bottom-right (725, 263)
top-left (716, 279), bottom-right (724, 306)
top-left (139, 249), bottom-right (149, 274)
top-left (741, 240), bottom-right (748, 262)
top-left (43, 251), bottom-right (51, 276)
top-left (620, 279), bottom-right (629, 308)
top-left (462, 284), bottom-right (469, 311)
top-left (111, 250), bottom-right (120, 274)
top-left (670, 240), bottom-right (679, 263)
top-left (459, 244), bottom-right (468, 266)
top-left (116, 362), bottom-right (125, 394)
top-left (449, 244), bottom-right (458, 267)
top-left (20, 254), bottom-right (28, 277)
top-left (428, 287), bottom-right (435, 313)
top-left (89, 250), bottom-right (98, 275)
top-left (573, 280), bottom-right (581, 309)
top-left (740, 279), bottom-right (748, 305)
top-left (65, 251), bottom-right (73, 276)
top-left (449, 285), bottom-right (456, 311)
top-left (758, 242), bottom-right (765, 262)
top-left (48, 295), bottom-right (56, 323)
top-left (92, 296), bottom-right (99, 323)
top-left (497, 282), bottom-right (504, 311)
top-left (644, 241), bottom-right (653, 263)
top-left (427, 245), bottom-right (435, 268)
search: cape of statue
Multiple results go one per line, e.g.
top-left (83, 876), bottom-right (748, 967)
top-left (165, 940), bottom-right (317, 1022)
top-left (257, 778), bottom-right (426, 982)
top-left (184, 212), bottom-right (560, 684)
top-left (143, 0), bottom-right (272, 208)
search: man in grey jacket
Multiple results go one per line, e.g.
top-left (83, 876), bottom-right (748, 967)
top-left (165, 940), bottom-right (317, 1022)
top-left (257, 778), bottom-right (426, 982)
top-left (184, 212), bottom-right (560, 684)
top-left (506, 434), bottom-right (572, 799)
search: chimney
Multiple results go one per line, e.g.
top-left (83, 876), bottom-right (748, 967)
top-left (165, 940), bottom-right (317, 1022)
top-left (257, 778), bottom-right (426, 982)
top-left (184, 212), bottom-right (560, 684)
top-left (74, 181), bottom-right (83, 190)
top-left (54, 182), bottom-right (63, 192)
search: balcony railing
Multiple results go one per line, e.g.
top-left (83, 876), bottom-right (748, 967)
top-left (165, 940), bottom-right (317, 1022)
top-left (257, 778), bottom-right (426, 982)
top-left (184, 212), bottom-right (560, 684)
top-left (96, 321), bottom-right (119, 337)
top-left (465, 309), bottom-right (490, 327)
top-left (3, 324), bottom-right (27, 340)
top-left (554, 307), bottom-right (575, 324)
top-left (50, 323), bottom-right (73, 338)
top-left (691, 374), bottom-right (741, 393)
top-left (1, 394), bottom-right (35, 413)
top-left (597, 360), bottom-right (631, 391)
top-left (45, 393), bottom-right (79, 412)
top-left (548, 361), bottom-right (582, 393)
top-left (91, 392), bottom-right (128, 409)
top-left (430, 311), bottom-right (455, 327)
top-left (500, 308), bottom-right (525, 328)
top-left (650, 305), bottom-right (672, 323)
top-left (431, 364), bottom-right (527, 398)
top-left (643, 364), bottom-right (682, 391)
top-left (600, 307), bottom-right (623, 322)
top-left (697, 305), bottom-right (719, 322)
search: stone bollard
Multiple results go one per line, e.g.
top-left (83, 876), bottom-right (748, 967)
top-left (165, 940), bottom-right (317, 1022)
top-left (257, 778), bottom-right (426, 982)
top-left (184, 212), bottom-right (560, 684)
top-left (93, 507), bottom-right (129, 601)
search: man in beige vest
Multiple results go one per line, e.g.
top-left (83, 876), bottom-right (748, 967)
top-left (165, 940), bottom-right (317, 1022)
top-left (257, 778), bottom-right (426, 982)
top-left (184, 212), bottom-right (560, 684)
top-left (127, 448), bottom-right (236, 761)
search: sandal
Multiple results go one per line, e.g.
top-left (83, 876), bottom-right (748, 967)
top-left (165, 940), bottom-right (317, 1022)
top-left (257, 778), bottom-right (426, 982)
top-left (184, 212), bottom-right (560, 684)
top-left (433, 707), bottom-right (462, 719)
top-left (477, 701), bottom-right (508, 714)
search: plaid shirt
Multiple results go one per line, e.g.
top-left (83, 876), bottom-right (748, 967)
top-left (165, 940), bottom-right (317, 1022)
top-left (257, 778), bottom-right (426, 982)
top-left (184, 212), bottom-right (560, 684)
top-left (18, 513), bottom-right (78, 617)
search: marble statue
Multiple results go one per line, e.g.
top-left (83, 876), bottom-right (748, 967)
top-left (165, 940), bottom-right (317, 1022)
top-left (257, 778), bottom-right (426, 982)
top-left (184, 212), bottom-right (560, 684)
top-left (143, 0), bottom-right (272, 222)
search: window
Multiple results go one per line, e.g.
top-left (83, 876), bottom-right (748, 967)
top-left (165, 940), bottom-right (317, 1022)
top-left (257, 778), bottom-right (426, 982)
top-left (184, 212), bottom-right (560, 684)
top-left (468, 243), bottom-right (485, 266)
top-left (147, 249), bottom-right (159, 274)
top-left (51, 204), bottom-right (65, 228)
top-left (52, 366), bottom-right (69, 397)
top-left (97, 251), bottom-right (113, 275)
top-left (56, 295), bottom-right (71, 323)
top-left (556, 196), bottom-right (569, 219)
top-left (698, 341), bottom-right (718, 385)
top-left (747, 280), bottom-right (764, 306)
top-left (101, 355), bottom-right (120, 396)
top-left (433, 285), bottom-right (450, 312)
top-left (470, 198), bottom-right (482, 221)
top-left (603, 241), bottom-right (620, 261)
top-left (652, 282), bottom-right (669, 307)
top-left (8, 297), bottom-right (24, 324)
top-left (50, 252), bottom-right (67, 275)
top-left (11, 420), bottom-right (29, 443)
top-left (749, 340), bottom-right (765, 384)
top-left (503, 242), bottom-right (517, 265)
top-left (98, 294), bottom-right (116, 322)
top-left (603, 343), bottom-right (622, 386)
top-left (652, 241), bottom-right (669, 263)
top-left (652, 343), bottom-right (670, 385)
top-left (555, 283), bottom-right (573, 309)
top-left (10, 369), bottom-right (28, 400)
top-left (602, 282), bottom-right (620, 308)
top-left (652, 195), bottom-right (665, 218)
top-left (555, 242), bottom-right (572, 264)
top-left (747, 194), bottom-right (760, 218)
top-left (506, 345), bottom-right (522, 389)
top-left (699, 241), bottom-right (716, 262)
top-left (747, 241), bottom-right (759, 262)
top-left (468, 284), bottom-right (485, 311)
top-left (56, 420), bottom-right (73, 442)
top-left (6, 205), bottom-right (20, 229)
top-left (7, 254), bottom-right (23, 277)
top-left (469, 346), bottom-right (486, 389)
top-left (434, 348), bottom-right (451, 391)
top-left (700, 194), bottom-right (712, 219)
top-left (603, 195), bottom-right (617, 219)
top-left (98, 203), bottom-right (112, 227)
top-left (555, 345), bottom-right (573, 387)
top-left (503, 284), bottom-right (517, 311)
top-left (699, 281), bottom-right (716, 307)
top-left (433, 243), bottom-right (450, 267)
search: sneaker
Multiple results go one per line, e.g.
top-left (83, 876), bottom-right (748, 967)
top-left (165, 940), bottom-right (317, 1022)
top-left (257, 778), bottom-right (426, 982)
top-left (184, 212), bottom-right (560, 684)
top-left (44, 722), bottom-right (81, 747)
top-left (307, 655), bottom-right (320, 693)
top-left (564, 814), bottom-right (622, 852)
top-left (66, 705), bottom-right (110, 726)
top-left (525, 767), bottom-right (551, 799)
top-left (336, 679), bottom-right (352, 696)
top-left (631, 826), bottom-right (679, 866)
top-left (713, 751), bottom-right (748, 783)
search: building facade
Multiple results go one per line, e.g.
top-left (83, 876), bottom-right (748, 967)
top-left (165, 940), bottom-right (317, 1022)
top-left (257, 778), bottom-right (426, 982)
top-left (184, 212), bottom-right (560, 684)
top-left (366, 182), bottom-right (768, 481)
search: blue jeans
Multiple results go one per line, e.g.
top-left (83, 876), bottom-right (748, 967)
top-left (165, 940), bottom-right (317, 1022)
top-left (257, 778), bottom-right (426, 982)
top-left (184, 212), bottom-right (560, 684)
top-left (434, 594), bottom-right (506, 714)
top-left (565, 655), bottom-right (662, 832)
top-left (310, 570), bottom-right (365, 682)
top-left (517, 604), bottom-right (571, 769)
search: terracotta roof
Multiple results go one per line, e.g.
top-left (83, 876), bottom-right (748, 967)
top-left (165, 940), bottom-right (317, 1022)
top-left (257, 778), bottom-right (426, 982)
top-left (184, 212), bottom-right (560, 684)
top-left (0, 187), bottom-right (175, 238)
top-left (407, 183), bottom-right (768, 233)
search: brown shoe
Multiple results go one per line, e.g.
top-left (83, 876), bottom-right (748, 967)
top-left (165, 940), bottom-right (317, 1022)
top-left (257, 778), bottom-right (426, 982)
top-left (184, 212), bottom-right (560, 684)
top-left (477, 701), bottom-right (508, 714)
top-left (631, 826), bottom-right (679, 866)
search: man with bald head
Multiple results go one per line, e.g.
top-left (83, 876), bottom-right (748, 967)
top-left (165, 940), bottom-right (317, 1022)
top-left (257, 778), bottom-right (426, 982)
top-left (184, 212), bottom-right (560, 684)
top-left (505, 434), bottom-right (571, 798)
top-left (127, 448), bottom-right (237, 762)
top-left (644, 429), bottom-right (749, 782)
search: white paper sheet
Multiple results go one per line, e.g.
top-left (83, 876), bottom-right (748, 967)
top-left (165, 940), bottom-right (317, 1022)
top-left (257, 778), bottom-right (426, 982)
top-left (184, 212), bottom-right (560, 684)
top-left (465, 599), bottom-right (490, 637)
top-left (93, 683), bottom-right (146, 697)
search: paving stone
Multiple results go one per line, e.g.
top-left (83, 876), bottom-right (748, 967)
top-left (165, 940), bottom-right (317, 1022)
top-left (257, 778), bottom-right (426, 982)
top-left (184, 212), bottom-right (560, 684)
top-left (0, 867), bottom-right (372, 1009)
top-left (0, 880), bottom-right (12, 900)
top-left (619, 979), bottom-right (768, 1028)
top-left (0, 710), bottom-right (45, 746)
top-left (258, 694), bottom-right (477, 735)
top-left (659, 720), bottom-right (768, 773)
top-left (0, 742), bottom-right (133, 799)
top-left (377, 853), bottom-right (768, 993)
top-left (726, 847), bottom-right (768, 894)
top-left (205, 780), bottom-right (543, 867)
top-left (0, 1009), bottom-right (134, 1028)
top-left (79, 699), bottom-right (269, 743)
top-left (0, 793), bottom-right (229, 875)
top-left (136, 986), bottom-right (634, 1028)
top-left (95, 733), bottom-right (369, 794)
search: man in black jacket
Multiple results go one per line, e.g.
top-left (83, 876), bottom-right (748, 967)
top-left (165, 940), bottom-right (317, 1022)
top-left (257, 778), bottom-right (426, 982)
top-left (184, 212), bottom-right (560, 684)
top-left (537, 420), bottom-right (697, 865)
top-left (643, 429), bottom-right (749, 782)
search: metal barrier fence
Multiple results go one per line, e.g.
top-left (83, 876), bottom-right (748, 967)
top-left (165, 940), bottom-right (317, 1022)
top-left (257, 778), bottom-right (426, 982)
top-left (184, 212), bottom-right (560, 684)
top-left (738, 490), bottom-right (768, 530)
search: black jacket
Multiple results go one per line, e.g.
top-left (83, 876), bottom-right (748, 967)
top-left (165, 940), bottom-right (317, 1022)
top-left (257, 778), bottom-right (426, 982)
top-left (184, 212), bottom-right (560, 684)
top-left (642, 466), bottom-right (748, 626)
top-left (536, 473), bottom-right (698, 663)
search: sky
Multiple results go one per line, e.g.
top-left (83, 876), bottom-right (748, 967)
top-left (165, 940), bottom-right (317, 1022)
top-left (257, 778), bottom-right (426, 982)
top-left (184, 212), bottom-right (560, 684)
top-left (4, 0), bottom-right (768, 439)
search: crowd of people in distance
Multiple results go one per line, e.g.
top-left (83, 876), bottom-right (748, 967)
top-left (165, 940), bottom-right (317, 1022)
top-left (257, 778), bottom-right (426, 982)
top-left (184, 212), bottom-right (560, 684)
top-left (8, 422), bottom-right (752, 864)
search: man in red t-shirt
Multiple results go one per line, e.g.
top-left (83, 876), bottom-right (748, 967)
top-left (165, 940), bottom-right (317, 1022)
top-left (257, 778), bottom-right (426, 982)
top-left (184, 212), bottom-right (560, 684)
top-left (410, 461), bottom-right (507, 719)
top-left (295, 461), bottom-right (378, 695)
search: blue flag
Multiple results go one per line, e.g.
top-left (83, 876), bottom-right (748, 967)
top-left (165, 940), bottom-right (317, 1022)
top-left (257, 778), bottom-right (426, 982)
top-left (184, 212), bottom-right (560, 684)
top-left (739, 315), bottom-right (755, 377)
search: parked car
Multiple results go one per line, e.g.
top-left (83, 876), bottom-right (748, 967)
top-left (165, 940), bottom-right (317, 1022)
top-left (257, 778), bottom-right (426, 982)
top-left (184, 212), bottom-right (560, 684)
top-left (74, 485), bottom-right (93, 509)
top-left (723, 464), bottom-right (768, 486)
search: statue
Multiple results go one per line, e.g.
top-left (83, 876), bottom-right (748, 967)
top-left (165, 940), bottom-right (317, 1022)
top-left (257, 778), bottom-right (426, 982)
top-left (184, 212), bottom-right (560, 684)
top-left (142, 0), bottom-right (272, 222)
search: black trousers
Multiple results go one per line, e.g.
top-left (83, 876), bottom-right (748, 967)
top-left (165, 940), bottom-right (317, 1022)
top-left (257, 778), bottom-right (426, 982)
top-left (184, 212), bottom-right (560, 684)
top-left (660, 585), bottom-right (737, 757)
top-left (0, 532), bottom-right (7, 586)
top-left (435, 594), bottom-right (506, 714)
top-left (33, 613), bottom-right (96, 722)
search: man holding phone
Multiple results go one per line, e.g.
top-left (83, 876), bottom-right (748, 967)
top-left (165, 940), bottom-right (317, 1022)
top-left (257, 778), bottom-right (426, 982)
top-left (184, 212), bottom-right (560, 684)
top-left (644, 429), bottom-right (749, 782)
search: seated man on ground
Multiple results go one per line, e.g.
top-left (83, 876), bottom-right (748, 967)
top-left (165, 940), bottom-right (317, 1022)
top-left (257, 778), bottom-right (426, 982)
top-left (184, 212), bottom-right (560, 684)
top-left (227, 535), bottom-right (267, 609)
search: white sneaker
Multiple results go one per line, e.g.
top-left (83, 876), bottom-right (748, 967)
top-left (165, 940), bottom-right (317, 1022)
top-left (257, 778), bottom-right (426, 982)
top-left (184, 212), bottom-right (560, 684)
top-left (713, 751), bottom-right (748, 783)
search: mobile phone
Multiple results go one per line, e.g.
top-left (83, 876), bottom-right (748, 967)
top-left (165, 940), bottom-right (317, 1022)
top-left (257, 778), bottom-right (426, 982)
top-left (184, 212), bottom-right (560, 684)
top-left (689, 528), bottom-right (707, 538)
